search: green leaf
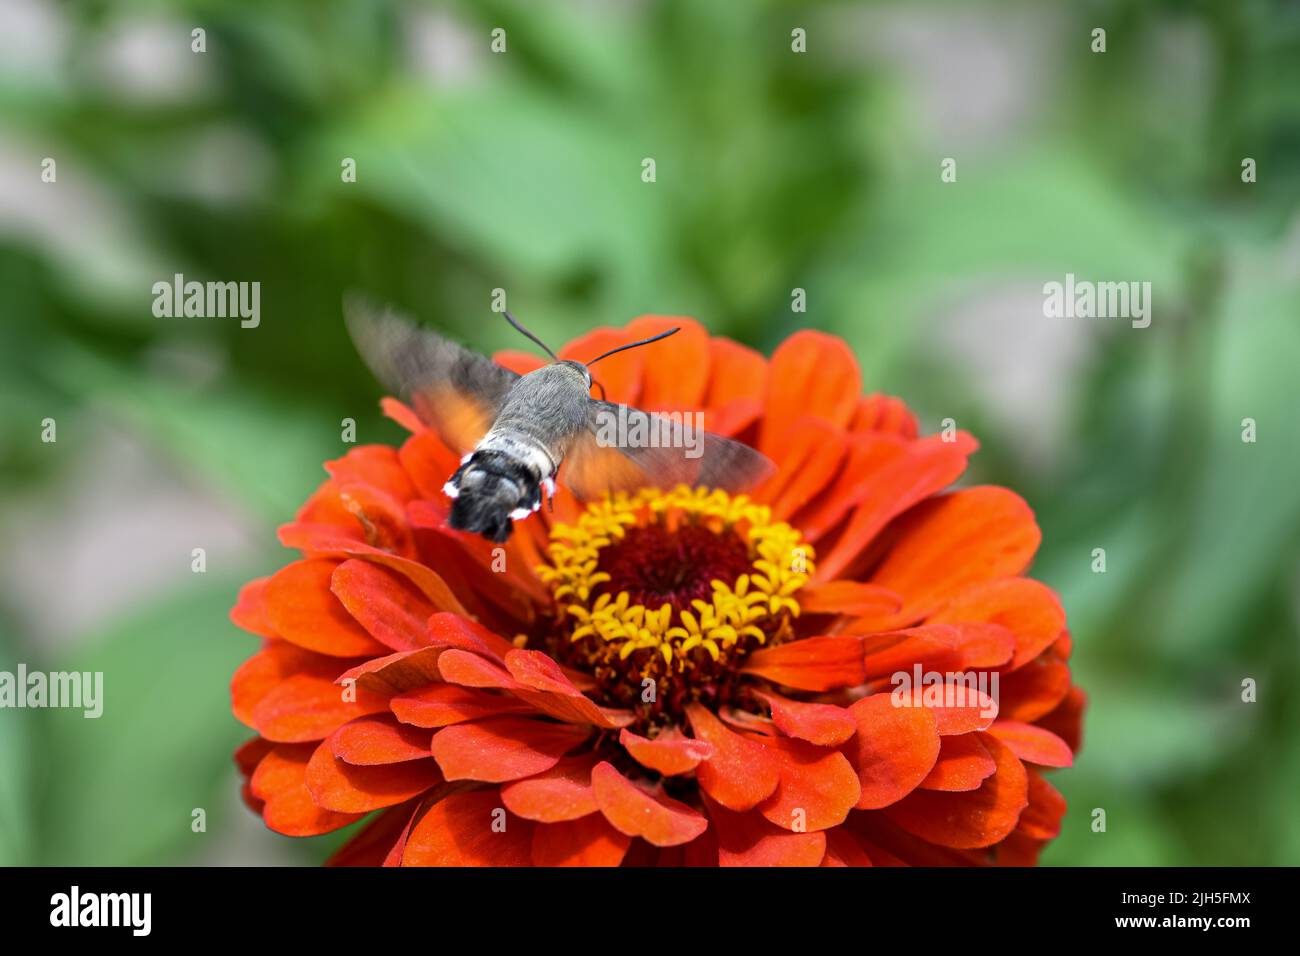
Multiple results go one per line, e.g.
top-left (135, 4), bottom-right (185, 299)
top-left (43, 343), bottom-right (350, 526)
top-left (1161, 275), bottom-right (1300, 653)
top-left (0, 617), bottom-right (36, 865)
top-left (36, 576), bottom-right (261, 865)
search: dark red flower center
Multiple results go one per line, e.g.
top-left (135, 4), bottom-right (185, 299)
top-left (535, 487), bottom-right (814, 728)
top-left (594, 524), bottom-right (754, 615)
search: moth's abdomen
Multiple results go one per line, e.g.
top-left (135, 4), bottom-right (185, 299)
top-left (443, 446), bottom-right (550, 543)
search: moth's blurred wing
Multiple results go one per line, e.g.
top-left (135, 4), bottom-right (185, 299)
top-left (560, 400), bottom-right (775, 501)
top-left (345, 294), bottom-right (519, 455)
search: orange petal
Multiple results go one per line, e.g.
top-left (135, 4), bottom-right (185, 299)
top-left (435, 648), bottom-right (519, 689)
top-left (996, 830), bottom-right (1048, 866)
top-left (795, 433), bottom-right (907, 542)
top-left (987, 721), bottom-right (1073, 767)
top-left (390, 683), bottom-right (532, 728)
top-left (755, 735), bottom-right (861, 831)
top-left (919, 732), bottom-right (997, 791)
top-left (504, 648), bottom-right (635, 729)
top-left (1016, 769), bottom-right (1067, 840)
top-left (703, 795), bottom-right (826, 867)
top-left (231, 641), bottom-right (348, 729)
top-left (997, 658), bottom-right (1071, 723)
top-left (305, 740), bottom-right (441, 813)
top-left (250, 670), bottom-right (390, 743)
top-left (754, 689), bottom-right (857, 747)
top-left (861, 625), bottom-right (954, 681)
top-left (531, 813), bottom-right (632, 866)
top-left (427, 613), bottom-right (517, 660)
top-left (741, 635), bottom-right (866, 691)
top-left (330, 559), bottom-right (435, 652)
top-left (560, 327), bottom-right (643, 404)
top-left (717, 706), bottom-right (778, 737)
top-left (326, 801), bottom-right (419, 867)
top-left (862, 623), bottom-right (1015, 681)
top-left (869, 487), bottom-right (1042, 623)
top-left (759, 330), bottom-right (860, 453)
top-left (1037, 685), bottom-right (1086, 756)
top-left (336, 646), bottom-right (444, 695)
top-left (264, 558), bottom-right (389, 657)
top-left (850, 814), bottom-right (972, 866)
top-left (403, 791), bottom-right (535, 866)
top-left (381, 803), bottom-right (421, 866)
top-left (329, 714), bottom-right (432, 765)
top-left (853, 393), bottom-right (918, 438)
top-left (929, 577), bottom-right (1066, 671)
top-left (815, 434), bottom-right (978, 583)
top-left (407, 501), bottom-right (550, 610)
top-left (845, 693), bottom-right (941, 810)
top-left (396, 428), bottom-right (460, 500)
top-left (381, 397), bottom-right (426, 434)
top-left (235, 737), bottom-right (274, 815)
top-left (274, 530), bottom-right (467, 616)
top-left (705, 337), bottom-right (767, 406)
top-left (625, 315), bottom-right (710, 408)
top-left (430, 717), bottom-right (590, 783)
top-left (620, 726), bottom-right (714, 776)
top-left (676, 827), bottom-right (722, 866)
top-left (230, 577), bottom-right (277, 638)
top-left (686, 703), bottom-right (780, 811)
top-left (890, 679), bottom-right (998, 735)
top-left (324, 445), bottom-right (417, 501)
top-left (250, 743), bottom-right (363, 836)
top-left (293, 477), bottom-right (358, 530)
top-left (822, 827), bottom-right (875, 867)
top-left (946, 622), bottom-right (1019, 669)
top-left (800, 581), bottom-right (902, 618)
top-left (590, 762), bottom-right (708, 847)
top-left (499, 754), bottom-right (601, 823)
top-left (707, 398), bottom-right (763, 438)
top-left (753, 418), bottom-right (847, 520)
top-left (883, 731), bottom-right (1029, 849)
top-left (330, 482), bottom-right (418, 556)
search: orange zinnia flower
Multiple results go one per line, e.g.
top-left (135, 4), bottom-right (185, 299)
top-left (230, 318), bottom-right (1084, 866)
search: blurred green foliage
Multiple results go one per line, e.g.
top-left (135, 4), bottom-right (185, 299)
top-left (0, 0), bottom-right (1297, 865)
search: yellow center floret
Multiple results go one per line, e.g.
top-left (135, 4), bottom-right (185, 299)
top-left (537, 486), bottom-right (813, 711)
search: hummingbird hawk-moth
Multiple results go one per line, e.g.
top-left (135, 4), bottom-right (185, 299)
top-left (345, 296), bottom-right (773, 542)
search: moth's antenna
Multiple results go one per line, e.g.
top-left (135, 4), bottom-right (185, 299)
top-left (586, 327), bottom-right (680, 367)
top-left (502, 310), bottom-right (558, 361)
